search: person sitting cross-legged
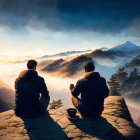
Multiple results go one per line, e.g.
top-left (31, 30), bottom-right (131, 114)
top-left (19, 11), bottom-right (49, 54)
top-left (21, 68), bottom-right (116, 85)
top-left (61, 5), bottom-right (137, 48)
top-left (14, 60), bottom-right (50, 118)
top-left (69, 61), bottom-right (109, 118)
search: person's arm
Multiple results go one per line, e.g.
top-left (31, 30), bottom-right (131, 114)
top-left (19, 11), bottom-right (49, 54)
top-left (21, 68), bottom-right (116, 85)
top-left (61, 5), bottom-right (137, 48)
top-left (39, 78), bottom-right (50, 109)
top-left (40, 78), bottom-right (49, 97)
top-left (71, 80), bottom-right (81, 97)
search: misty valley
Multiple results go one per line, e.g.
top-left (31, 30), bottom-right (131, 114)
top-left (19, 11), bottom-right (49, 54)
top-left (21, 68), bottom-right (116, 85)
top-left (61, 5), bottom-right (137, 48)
top-left (0, 41), bottom-right (140, 127)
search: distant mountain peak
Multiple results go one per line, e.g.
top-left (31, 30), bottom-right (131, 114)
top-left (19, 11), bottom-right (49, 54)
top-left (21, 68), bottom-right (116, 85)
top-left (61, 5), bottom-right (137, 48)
top-left (125, 41), bottom-right (134, 44)
top-left (123, 41), bottom-right (137, 46)
top-left (108, 41), bottom-right (140, 53)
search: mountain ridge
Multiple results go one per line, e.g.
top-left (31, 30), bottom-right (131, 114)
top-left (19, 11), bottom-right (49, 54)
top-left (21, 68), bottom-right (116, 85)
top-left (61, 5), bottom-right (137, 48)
top-left (107, 41), bottom-right (140, 53)
top-left (41, 41), bottom-right (140, 77)
top-left (40, 50), bottom-right (92, 59)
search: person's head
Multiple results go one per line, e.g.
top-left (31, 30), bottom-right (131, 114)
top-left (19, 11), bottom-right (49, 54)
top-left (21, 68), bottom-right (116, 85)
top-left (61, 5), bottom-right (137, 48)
top-left (27, 60), bottom-right (37, 70)
top-left (84, 61), bottom-right (95, 72)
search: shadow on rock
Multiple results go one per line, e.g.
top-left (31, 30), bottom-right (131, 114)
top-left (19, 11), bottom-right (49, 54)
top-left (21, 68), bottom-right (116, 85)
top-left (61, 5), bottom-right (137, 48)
top-left (70, 116), bottom-right (124, 140)
top-left (22, 111), bottom-right (68, 140)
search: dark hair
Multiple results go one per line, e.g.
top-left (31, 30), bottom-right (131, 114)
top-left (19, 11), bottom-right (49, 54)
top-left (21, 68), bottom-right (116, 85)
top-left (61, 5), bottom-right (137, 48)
top-left (27, 60), bottom-right (37, 69)
top-left (84, 61), bottom-right (95, 72)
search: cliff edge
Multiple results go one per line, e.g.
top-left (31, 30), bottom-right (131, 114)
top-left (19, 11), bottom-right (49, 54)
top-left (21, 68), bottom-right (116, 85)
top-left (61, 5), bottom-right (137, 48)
top-left (0, 96), bottom-right (140, 140)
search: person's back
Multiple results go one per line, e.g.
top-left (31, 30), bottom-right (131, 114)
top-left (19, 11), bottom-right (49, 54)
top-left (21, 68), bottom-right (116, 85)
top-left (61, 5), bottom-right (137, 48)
top-left (70, 62), bottom-right (109, 117)
top-left (14, 60), bottom-right (50, 118)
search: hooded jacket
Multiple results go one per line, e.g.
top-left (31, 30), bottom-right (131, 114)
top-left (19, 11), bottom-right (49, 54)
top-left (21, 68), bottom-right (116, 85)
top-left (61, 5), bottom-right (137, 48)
top-left (14, 70), bottom-right (50, 118)
top-left (71, 71), bottom-right (109, 114)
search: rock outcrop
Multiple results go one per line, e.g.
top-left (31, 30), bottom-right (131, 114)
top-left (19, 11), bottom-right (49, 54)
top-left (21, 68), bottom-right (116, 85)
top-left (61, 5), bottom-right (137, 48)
top-left (0, 96), bottom-right (140, 140)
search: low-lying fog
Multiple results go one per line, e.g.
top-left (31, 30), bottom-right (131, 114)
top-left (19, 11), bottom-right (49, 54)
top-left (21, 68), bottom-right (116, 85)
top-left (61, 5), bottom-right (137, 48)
top-left (0, 58), bottom-right (140, 127)
top-left (0, 58), bottom-right (119, 108)
top-left (0, 61), bottom-right (80, 108)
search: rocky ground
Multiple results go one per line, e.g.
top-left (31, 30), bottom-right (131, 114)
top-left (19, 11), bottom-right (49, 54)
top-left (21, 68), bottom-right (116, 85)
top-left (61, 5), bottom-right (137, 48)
top-left (0, 96), bottom-right (140, 140)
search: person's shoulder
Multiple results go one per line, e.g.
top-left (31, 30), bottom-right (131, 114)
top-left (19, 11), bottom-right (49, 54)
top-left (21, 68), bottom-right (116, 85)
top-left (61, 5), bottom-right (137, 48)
top-left (16, 70), bottom-right (26, 80)
top-left (15, 77), bottom-right (20, 84)
top-left (99, 76), bottom-right (107, 83)
top-left (77, 77), bottom-right (87, 84)
top-left (37, 75), bottom-right (44, 81)
top-left (15, 70), bottom-right (23, 83)
top-left (35, 76), bottom-right (45, 86)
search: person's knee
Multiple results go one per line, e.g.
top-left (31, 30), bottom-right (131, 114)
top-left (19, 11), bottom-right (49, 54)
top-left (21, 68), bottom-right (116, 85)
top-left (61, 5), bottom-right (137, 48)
top-left (72, 96), bottom-right (80, 108)
top-left (71, 96), bottom-right (74, 101)
top-left (71, 96), bottom-right (76, 104)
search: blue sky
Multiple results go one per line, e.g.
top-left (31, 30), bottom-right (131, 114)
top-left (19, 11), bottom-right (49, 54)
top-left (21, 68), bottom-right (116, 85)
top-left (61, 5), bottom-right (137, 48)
top-left (0, 0), bottom-right (140, 56)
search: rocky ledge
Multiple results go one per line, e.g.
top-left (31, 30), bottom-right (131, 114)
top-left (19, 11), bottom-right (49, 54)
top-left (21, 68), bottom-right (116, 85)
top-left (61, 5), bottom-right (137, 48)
top-left (0, 96), bottom-right (140, 140)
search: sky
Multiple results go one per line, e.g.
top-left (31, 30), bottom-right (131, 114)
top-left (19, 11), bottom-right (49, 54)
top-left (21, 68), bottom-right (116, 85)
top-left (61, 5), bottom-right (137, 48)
top-left (0, 0), bottom-right (140, 56)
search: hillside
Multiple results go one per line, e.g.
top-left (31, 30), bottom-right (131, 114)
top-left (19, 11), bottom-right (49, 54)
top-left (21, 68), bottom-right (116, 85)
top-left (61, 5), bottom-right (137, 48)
top-left (40, 50), bottom-right (92, 59)
top-left (0, 81), bottom-right (14, 113)
top-left (124, 53), bottom-right (140, 70)
top-left (127, 105), bottom-right (140, 127)
top-left (41, 41), bottom-right (140, 78)
top-left (87, 49), bottom-right (115, 59)
top-left (42, 55), bottom-right (93, 77)
top-left (41, 50), bottom-right (116, 78)
top-left (0, 96), bottom-right (140, 140)
top-left (112, 53), bottom-right (140, 100)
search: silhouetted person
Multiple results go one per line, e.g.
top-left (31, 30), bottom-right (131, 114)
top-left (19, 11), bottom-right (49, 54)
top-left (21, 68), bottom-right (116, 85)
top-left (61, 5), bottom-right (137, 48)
top-left (14, 60), bottom-right (50, 118)
top-left (70, 62), bottom-right (109, 117)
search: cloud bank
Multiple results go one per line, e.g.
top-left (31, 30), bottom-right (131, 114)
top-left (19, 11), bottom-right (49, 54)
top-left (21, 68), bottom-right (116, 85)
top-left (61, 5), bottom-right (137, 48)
top-left (0, 0), bottom-right (140, 35)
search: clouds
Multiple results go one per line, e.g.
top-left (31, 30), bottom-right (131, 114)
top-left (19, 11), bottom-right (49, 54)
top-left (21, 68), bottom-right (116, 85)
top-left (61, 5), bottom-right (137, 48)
top-left (0, 0), bottom-right (140, 35)
top-left (0, 0), bottom-right (140, 56)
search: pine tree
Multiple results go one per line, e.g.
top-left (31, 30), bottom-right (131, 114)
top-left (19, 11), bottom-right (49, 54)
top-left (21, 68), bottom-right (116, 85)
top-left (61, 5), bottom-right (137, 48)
top-left (116, 67), bottom-right (128, 85)
top-left (108, 74), bottom-right (121, 96)
top-left (130, 68), bottom-right (137, 78)
top-left (117, 67), bottom-right (125, 74)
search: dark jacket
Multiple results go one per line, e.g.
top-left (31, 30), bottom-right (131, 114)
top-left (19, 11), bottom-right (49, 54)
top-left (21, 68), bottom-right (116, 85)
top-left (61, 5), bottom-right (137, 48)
top-left (71, 71), bottom-right (109, 115)
top-left (14, 70), bottom-right (50, 118)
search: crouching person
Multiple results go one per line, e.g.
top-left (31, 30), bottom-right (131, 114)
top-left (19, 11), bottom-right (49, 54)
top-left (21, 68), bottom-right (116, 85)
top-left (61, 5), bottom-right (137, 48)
top-left (14, 60), bottom-right (50, 118)
top-left (70, 62), bottom-right (109, 118)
